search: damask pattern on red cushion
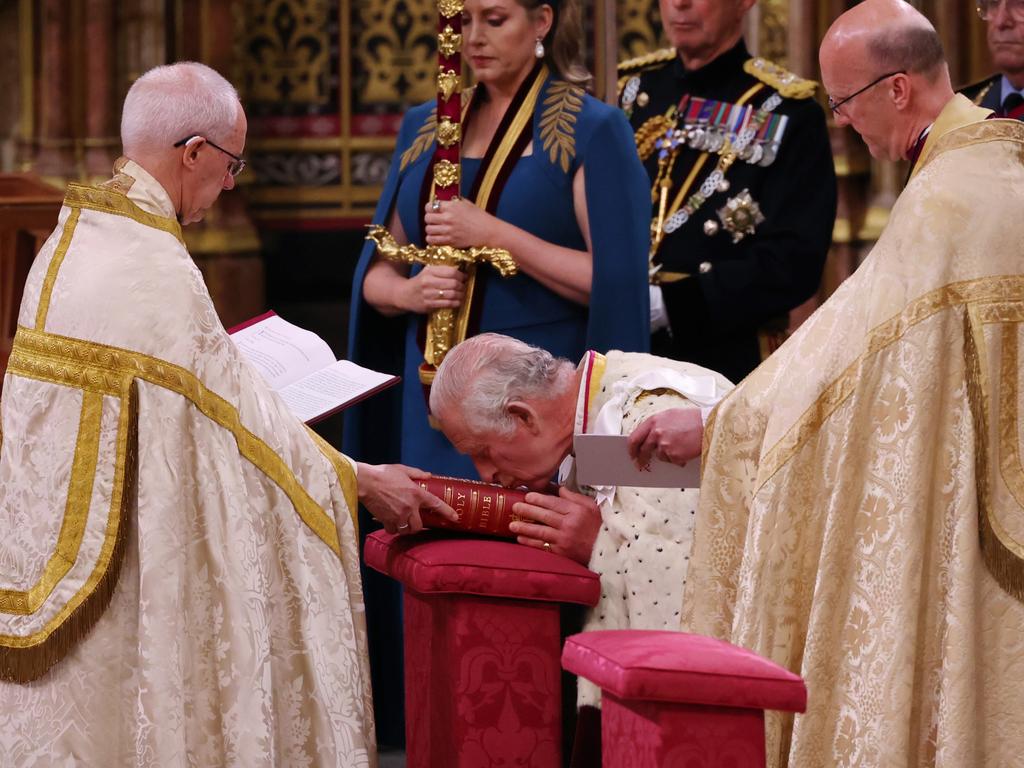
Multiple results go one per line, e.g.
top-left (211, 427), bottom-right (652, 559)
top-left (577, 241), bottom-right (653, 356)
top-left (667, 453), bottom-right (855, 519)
top-left (602, 694), bottom-right (767, 768)
top-left (365, 530), bottom-right (600, 606)
top-left (403, 591), bottom-right (565, 767)
top-left (562, 630), bottom-right (807, 712)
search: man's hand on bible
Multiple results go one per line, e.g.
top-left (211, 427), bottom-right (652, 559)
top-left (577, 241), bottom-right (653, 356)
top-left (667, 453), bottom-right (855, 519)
top-left (509, 487), bottom-right (602, 565)
top-left (356, 463), bottom-right (458, 535)
top-left (628, 408), bottom-right (704, 469)
top-left (423, 198), bottom-right (504, 250)
top-left (401, 264), bottom-right (467, 314)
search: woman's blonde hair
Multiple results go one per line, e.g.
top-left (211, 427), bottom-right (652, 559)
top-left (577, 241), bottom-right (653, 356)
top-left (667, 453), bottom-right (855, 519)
top-left (520, 0), bottom-right (592, 89)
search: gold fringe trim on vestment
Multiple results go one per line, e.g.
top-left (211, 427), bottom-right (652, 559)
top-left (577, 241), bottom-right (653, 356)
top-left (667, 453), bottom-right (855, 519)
top-left (965, 302), bottom-right (1024, 602)
top-left (7, 326), bottom-right (343, 557)
top-left (0, 381), bottom-right (135, 682)
top-left (0, 391), bottom-right (103, 615)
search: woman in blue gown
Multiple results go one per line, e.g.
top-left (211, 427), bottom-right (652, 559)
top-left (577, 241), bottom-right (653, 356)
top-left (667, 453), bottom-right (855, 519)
top-left (347, 0), bottom-right (650, 481)
top-left (344, 1), bottom-right (649, 746)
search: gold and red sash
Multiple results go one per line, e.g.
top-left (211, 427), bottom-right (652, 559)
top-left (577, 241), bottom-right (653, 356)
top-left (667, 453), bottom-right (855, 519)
top-left (416, 63), bottom-right (549, 379)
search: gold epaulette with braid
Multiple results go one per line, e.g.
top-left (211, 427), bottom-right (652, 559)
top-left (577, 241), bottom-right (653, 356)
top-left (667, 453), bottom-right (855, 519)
top-left (617, 47), bottom-right (677, 97)
top-left (744, 57), bottom-right (818, 100)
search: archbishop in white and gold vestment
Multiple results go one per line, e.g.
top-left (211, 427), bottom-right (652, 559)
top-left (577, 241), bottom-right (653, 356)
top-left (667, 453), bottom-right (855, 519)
top-left (684, 96), bottom-right (1024, 767)
top-left (0, 160), bottom-right (375, 766)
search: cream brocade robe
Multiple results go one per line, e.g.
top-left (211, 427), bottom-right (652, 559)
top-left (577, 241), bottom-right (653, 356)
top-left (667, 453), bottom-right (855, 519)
top-left (0, 161), bottom-right (374, 766)
top-left (684, 97), bottom-right (1024, 767)
top-left (570, 351), bottom-right (732, 708)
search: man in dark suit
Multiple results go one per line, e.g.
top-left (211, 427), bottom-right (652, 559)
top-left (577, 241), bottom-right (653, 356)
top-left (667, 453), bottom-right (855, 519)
top-left (961, 0), bottom-right (1024, 118)
top-left (617, 0), bottom-right (837, 384)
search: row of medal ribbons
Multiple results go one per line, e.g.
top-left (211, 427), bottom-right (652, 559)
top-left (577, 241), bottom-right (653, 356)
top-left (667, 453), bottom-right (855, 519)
top-left (675, 96), bottom-right (789, 167)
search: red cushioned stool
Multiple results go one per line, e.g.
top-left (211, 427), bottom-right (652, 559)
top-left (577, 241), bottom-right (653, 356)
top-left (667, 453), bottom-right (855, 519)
top-left (561, 630), bottom-right (807, 768)
top-left (365, 531), bottom-right (601, 767)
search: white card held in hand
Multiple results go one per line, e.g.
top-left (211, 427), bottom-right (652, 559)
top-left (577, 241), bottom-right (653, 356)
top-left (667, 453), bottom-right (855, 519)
top-left (573, 433), bottom-right (701, 489)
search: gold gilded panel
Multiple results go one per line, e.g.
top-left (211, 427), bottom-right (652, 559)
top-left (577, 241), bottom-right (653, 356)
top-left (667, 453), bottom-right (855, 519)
top-left (758, 0), bottom-right (789, 68)
top-left (245, 0), bottom-right (331, 104)
top-left (618, 0), bottom-right (662, 61)
top-left (355, 0), bottom-right (436, 106)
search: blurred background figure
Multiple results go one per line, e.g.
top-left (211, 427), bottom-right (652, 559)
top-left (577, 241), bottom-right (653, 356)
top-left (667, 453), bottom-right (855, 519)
top-left (961, 0), bottom-right (1024, 118)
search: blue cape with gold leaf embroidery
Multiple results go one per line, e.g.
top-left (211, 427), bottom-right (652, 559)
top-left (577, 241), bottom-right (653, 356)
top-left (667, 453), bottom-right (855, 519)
top-left (345, 74), bottom-right (650, 477)
top-left (343, 76), bottom-right (650, 745)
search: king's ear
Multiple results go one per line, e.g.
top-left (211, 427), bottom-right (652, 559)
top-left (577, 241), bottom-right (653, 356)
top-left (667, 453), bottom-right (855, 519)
top-left (506, 400), bottom-right (541, 434)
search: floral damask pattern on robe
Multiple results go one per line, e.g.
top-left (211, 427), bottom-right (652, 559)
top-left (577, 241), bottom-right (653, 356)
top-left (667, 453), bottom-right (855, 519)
top-left (0, 160), bottom-right (374, 766)
top-left (684, 106), bottom-right (1024, 767)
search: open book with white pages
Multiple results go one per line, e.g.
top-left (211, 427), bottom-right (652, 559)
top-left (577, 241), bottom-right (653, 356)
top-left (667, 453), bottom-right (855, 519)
top-left (230, 311), bottom-right (399, 424)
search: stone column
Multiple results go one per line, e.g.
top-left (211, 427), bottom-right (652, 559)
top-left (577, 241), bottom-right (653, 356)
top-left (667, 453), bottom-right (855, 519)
top-left (32, 0), bottom-right (76, 178)
top-left (83, 0), bottom-right (118, 178)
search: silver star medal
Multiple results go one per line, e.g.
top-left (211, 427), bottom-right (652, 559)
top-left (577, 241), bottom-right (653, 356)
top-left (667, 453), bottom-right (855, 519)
top-left (716, 189), bottom-right (766, 243)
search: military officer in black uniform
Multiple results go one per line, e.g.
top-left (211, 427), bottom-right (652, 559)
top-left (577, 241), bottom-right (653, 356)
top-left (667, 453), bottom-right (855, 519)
top-left (960, 0), bottom-right (1024, 119)
top-left (618, 0), bottom-right (837, 384)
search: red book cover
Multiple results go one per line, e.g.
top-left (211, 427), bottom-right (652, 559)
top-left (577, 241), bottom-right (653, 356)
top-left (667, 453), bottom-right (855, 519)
top-left (418, 476), bottom-right (529, 538)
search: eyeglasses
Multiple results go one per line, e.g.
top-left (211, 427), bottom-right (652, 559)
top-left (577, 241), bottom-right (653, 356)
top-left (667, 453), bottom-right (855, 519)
top-left (827, 71), bottom-right (906, 115)
top-left (173, 135), bottom-right (246, 177)
top-left (978, 0), bottom-right (1024, 21)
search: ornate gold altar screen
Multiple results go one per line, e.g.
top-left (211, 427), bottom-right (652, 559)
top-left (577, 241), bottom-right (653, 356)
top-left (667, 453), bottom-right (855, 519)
top-left (1, 0), bottom-right (997, 335)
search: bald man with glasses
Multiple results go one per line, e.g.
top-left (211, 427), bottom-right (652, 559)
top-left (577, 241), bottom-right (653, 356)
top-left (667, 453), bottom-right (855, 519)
top-left (683, 2), bottom-right (1024, 765)
top-left (961, 0), bottom-right (1024, 119)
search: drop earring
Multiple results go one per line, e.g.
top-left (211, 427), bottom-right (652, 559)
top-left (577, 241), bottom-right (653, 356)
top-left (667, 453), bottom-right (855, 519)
top-left (534, 37), bottom-right (545, 59)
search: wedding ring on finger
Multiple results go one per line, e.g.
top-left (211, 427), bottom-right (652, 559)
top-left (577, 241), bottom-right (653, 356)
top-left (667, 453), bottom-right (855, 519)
top-left (431, 199), bottom-right (442, 212)
top-left (397, 522), bottom-right (410, 531)
top-left (542, 541), bottom-right (551, 551)
top-left (437, 289), bottom-right (445, 299)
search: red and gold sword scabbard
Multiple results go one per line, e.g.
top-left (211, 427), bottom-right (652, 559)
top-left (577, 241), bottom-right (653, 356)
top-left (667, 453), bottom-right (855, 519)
top-left (434, 0), bottom-right (464, 204)
top-left (366, 0), bottom-right (516, 389)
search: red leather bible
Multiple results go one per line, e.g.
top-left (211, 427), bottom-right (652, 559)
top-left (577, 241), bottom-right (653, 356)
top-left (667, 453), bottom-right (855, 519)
top-left (418, 476), bottom-right (528, 538)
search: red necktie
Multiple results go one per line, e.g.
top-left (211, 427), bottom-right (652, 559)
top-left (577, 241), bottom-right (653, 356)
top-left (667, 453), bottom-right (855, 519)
top-left (906, 128), bottom-right (929, 169)
top-left (999, 92), bottom-right (1024, 120)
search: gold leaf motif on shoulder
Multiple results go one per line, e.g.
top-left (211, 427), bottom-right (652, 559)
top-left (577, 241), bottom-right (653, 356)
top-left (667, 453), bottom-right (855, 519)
top-left (617, 47), bottom-right (677, 76)
top-left (540, 81), bottom-right (584, 173)
top-left (400, 108), bottom-right (437, 171)
top-left (744, 57), bottom-right (818, 99)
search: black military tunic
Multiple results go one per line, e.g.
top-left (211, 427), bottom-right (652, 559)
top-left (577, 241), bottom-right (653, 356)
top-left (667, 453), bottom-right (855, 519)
top-left (619, 40), bottom-right (837, 383)
top-left (960, 73), bottom-right (1024, 119)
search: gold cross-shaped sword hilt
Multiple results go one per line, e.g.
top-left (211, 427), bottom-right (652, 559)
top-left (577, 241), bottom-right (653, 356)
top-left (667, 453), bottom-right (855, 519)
top-left (365, 225), bottom-right (518, 368)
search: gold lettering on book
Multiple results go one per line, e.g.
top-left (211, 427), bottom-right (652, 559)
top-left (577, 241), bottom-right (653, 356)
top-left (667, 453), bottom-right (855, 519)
top-left (454, 489), bottom-right (468, 522)
top-left (479, 492), bottom-right (493, 528)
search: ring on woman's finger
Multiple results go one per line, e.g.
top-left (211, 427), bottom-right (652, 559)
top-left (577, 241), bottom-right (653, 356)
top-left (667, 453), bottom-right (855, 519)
top-left (542, 541), bottom-right (551, 551)
top-left (431, 199), bottom-right (441, 212)
top-left (437, 289), bottom-right (445, 299)
top-left (397, 522), bottom-right (410, 530)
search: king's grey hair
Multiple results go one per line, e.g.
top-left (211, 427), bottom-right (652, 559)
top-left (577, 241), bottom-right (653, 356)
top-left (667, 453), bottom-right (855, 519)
top-left (121, 62), bottom-right (240, 153)
top-left (430, 333), bottom-right (576, 436)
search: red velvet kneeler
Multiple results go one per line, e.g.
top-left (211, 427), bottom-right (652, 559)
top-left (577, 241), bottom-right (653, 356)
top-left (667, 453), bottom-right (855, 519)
top-left (561, 630), bottom-right (807, 768)
top-left (365, 531), bottom-right (601, 767)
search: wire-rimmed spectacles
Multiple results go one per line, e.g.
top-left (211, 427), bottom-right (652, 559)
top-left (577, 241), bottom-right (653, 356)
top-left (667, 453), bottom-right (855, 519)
top-left (977, 0), bottom-right (1024, 22)
top-left (173, 135), bottom-right (246, 177)
top-left (827, 71), bottom-right (906, 115)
